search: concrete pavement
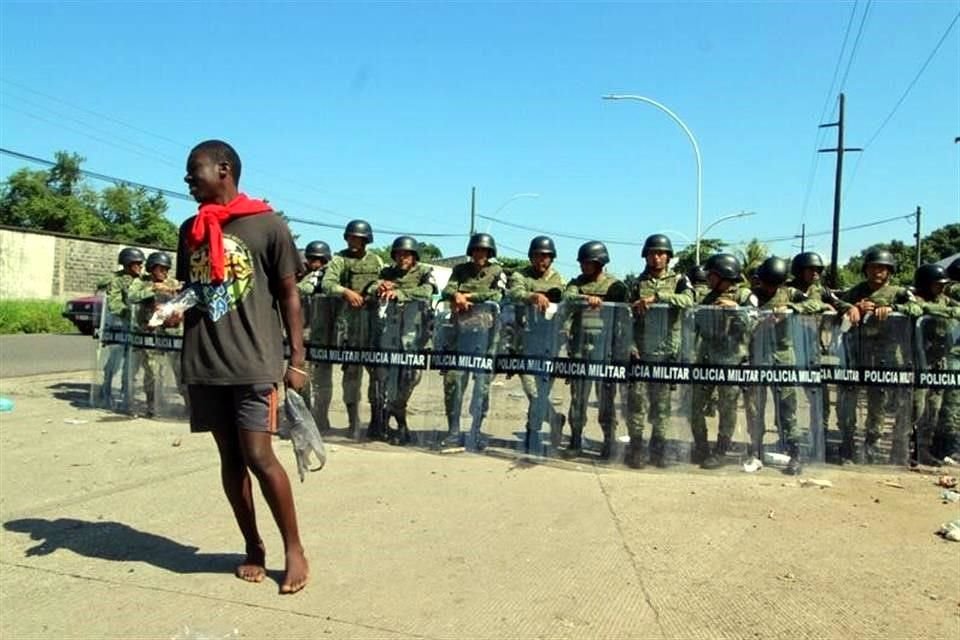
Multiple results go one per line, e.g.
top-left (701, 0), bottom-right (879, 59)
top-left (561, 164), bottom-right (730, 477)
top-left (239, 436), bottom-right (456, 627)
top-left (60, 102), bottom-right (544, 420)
top-left (0, 333), bottom-right (95, 377)
top-left (0, 371), bottom-right (958, 639)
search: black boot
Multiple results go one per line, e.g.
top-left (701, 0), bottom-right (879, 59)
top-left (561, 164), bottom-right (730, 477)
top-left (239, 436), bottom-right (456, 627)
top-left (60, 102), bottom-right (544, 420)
top-left (439, 415), bottom-right (462, 449)
top-left (783, 442), bottom-right (802, 476)
top-left (691, 434), bottom-right (710, 465)
top-left (701, 434), bottom-right (730, 470)
top-left (347, 403), bottom-right (361, 437)
top-left (648, 434), bottom-right (667, 468)
top-left (626, 436), bottom-right (646, 469)
top-left (839, 436), bottom-right (856, 465)
top-left (564, 429), bottom-right (583, 457)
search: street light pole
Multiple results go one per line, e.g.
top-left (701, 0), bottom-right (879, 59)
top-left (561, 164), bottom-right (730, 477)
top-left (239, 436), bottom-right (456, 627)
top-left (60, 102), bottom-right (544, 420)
top-left (699, 211), bottom-right (757, 253)
top-left (482, 193), bottom-right (540, 233)
top-left (603, 94), bottom-right (703, 262)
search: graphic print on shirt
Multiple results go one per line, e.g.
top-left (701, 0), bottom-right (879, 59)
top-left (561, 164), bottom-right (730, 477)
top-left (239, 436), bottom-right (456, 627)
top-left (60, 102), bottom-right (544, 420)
top-left (189, 234), bottom-right (254, 321)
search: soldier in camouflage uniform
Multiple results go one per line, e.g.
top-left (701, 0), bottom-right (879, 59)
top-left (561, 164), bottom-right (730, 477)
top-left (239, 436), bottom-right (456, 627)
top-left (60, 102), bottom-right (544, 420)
top-left (625, 234), bottom-right (694, 468)
top-left (100, 247), bottom-right (145, 410)
top-left (298, 240), bottom-right (333, 430)
top-left (507, 235), bottom-right (566, 452)
top-left (691, 253), bottom-right (758, 469)
top-left (373, 236), bottom-right (438, 445)
top-left (562, 241), bottom-right (629, 459)
top-left (321, 220), bottom-right (384, 437)
top-left (439, 233), bottom-right (505, 450)
top-left (832, 248), bottom-right (919, 465)
top-left (937, 258), bottom-right (960, 459)
top-left (746, 256), bottom-right (824, 475)
top-left (128, 251), bottom-right (182, 417)
top-left (686, 265), bottom-right (710, 303)
top-left (912, 264), bottom-right (960, 464)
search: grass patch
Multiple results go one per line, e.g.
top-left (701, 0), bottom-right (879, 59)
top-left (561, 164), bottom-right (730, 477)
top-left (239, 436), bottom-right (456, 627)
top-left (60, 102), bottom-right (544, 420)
top-left (0, 299), bottom-right (75, 334)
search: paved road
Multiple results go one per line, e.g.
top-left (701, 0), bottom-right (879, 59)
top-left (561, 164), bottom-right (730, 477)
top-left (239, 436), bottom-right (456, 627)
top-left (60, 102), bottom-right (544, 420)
top-left (0, 333), bottom-right (96, 377)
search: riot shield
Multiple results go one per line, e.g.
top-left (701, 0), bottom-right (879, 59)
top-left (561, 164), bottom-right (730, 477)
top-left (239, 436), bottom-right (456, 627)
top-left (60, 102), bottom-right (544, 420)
top-left (429, 301), bottom-right (500, 452)
top-left (494, 301), bottom-right (569, 457)
top-left (914, 313), bottom-right (960, 464)
top-left (90, 294), bottom-right (135, 413)
top-left (119, 300), bottom-right (187, 419)
top-left (625, 303), bottom-right (686, 468)
top-left (369, 299), bottom-right (434, 448)
top-left (743, 310), bottom-right (825, 472)
top-left (825, 312), bottom-right (915, 465)
top-left (678, 306), bottom-right (756, 468)
top-left (557, 301), bottom-right (632, 462)
top-left (304, 295), bottom-right (339, 433)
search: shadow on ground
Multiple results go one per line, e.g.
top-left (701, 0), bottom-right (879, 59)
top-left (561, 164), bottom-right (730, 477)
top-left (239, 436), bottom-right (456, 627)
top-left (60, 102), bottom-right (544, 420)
top-left (47, 382), bottom-right (92, 410)
top-left (3, 517), bottom-right (243, 576)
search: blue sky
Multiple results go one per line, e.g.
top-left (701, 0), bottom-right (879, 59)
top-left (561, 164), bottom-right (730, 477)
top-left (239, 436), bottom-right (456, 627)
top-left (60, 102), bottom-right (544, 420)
top-left (1, 1), bottom-right (957, 275)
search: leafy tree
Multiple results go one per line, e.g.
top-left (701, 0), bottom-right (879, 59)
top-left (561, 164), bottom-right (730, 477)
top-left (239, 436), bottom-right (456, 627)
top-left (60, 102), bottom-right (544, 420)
top-left (736, 238), bottom-right (769, 276)
top-left (839, 224), bottom-right (959, 288)
top-left (672, 238), bottom-right (726, 275)
top-left (0, 151), bottom-right (178, 246)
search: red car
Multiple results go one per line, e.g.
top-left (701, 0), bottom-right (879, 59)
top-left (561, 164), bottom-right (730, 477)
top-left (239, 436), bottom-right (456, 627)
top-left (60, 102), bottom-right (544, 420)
top-left (62, 294), bottom-right (103, 336)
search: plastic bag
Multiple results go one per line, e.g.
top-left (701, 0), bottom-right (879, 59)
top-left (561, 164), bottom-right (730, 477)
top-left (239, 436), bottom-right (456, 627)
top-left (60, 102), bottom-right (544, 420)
top-left (280, 389), bottom-right (327, 481)
top-left (149, 287), bottom-right (200, 327)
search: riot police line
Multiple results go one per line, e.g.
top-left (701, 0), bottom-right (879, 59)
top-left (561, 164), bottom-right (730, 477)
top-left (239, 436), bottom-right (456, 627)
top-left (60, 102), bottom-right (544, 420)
top-left (90, 291), bottom-right (959, 470)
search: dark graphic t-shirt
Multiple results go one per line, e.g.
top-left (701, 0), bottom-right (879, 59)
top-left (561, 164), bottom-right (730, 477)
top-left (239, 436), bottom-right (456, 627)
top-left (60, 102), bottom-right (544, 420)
top-left (176, 212), bottom-right (300, 385)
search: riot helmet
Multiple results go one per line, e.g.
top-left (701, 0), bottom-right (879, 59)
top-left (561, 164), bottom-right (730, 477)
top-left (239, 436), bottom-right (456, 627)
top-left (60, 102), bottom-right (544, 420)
top-left (686, 265), bottom-right (708, 285)
top-left (118, 247), bottom-right (145, 266)
top-left (641, 234), bottom-right (673, 258)
top-left (146, 251), bottom-right (172, 271)
top-left (466, 233), bottom-right (497, 258)
top-left (577, 241), bottom-right (610, 266)
top-left (757, 256), bottom-right (789, 286)
top-left (705, 253), bottom-right (742, 281)
top-left (790, 251), bottom-right (825, 278)
top-left (947, 257), bottom-right (960, 282)
top-left (305, 240), bottom-right (332, 261)
top-left (343, 219), bottom-right (373, 243)
top-left (391, 235), bottom-right (420, 260)
top-left (861, 247), bottom-right (897, 274)
top-left (527, 235), bottom-right (557, 259)
top-left (914, 263), bottom-right (949, 297)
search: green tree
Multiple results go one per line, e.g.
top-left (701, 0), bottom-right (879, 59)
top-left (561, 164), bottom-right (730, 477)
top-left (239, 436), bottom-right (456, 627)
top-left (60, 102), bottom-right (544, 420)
top-left (736, 238), bottom-right (769, 276)
top-left (672, 238), bottom-right (726, 275)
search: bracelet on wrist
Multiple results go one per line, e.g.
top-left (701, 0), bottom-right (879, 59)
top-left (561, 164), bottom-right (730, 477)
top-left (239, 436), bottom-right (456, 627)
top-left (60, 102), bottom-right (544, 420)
top-left (287, 365), bottom-right (308, 376)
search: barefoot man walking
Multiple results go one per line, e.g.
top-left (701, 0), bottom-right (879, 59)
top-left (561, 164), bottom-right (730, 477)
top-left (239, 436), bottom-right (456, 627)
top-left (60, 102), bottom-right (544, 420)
top-left (173, 139), bottom-right (309, 594)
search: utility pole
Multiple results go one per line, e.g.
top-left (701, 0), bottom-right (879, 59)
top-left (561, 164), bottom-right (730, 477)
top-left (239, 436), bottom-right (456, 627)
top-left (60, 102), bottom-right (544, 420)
top-left (800, 223), bottom-right (806, 253)
top-left (913, 206), bottom-right (922, 270)
top-left (469, 186), bottom-right (476, 236)
top-left (819, 93), bottom-right (862, 289)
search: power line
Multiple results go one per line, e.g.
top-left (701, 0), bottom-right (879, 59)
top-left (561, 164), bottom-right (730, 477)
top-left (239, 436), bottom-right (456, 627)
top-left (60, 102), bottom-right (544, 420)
top-left (477, 213), bottom-right (644, 247)
top-left (838, 0), bottom-right (873, 92)
top-left (759, 211), bottom-right (914, 244)
top-left (862, 10), bottom-right (960, 149)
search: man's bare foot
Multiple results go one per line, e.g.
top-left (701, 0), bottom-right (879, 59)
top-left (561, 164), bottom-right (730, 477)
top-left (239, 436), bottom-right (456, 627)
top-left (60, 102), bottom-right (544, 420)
top-left (235, 541), bottom-right (266, 583)
top-left (279, 547), bottom-right (309, 594)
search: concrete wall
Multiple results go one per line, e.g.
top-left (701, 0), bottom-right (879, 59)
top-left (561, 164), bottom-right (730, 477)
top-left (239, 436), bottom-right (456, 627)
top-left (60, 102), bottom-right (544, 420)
top-left (0, 226), bottom-right (174, 301)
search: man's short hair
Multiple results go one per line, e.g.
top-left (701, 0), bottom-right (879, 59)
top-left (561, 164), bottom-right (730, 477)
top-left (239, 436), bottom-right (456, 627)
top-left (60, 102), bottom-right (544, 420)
top-left (190, 140), bottom-right (242, 184)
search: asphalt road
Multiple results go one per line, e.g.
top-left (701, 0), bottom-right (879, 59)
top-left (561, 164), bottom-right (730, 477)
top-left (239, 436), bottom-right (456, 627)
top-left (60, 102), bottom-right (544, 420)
top-left (0, 333), bottom-right (97, 377)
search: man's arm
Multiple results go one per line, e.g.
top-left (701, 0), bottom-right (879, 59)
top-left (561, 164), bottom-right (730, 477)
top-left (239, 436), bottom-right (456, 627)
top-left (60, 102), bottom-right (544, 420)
top-left (320, 256), bottom-right (346, 296)
top-left (278, 273), bottom-right (307, 391)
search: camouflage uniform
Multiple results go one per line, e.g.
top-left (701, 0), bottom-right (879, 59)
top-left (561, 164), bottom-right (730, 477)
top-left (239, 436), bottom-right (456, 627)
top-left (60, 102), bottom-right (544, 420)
top-left (440, 261), bottom-right (504, 441)
top-left (744, 285), bottom-right (823, 462)
top-left (832, 281), bottom-right (919, 464)
top-left (690, 285), bottom-right (758, 462)
top-left (128, 274), bottom-right (182, 415)
top-left (507, 264), bottom-right (566, 445)
top-left (299, 266), bottom-right (334, 430)
top-left (101, 270), bottom-right (140, 410)
top-left (372, 262), bottom-right (437, 437)
top-left (913, 294), bottom-right (960, 461)
top-left (562, 272), bottom-right (628, 456)
top-left (626, 270), bottom-right (694, 463)
top-left (786, 277), bottom-right (836, 434)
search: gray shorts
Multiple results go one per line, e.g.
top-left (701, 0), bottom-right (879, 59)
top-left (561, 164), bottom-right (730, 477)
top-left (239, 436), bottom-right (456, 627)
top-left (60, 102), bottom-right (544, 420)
top-left (188, 384), bottom-right (278, 434)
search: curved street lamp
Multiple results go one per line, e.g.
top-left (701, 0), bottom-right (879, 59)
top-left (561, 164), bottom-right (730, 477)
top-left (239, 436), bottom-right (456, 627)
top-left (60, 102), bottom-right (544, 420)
top-left (482, 192), bottom-right (540, 233)
top-left (602, 94), bottom-right (703, 262)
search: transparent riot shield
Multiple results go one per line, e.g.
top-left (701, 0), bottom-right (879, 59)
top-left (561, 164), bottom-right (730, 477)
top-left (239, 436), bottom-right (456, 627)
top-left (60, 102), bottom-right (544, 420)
top-left (90, 294), bottom-right (135, 413)
top-left (678, 306), bottom-right (756, 468)
top-left (826, 312), bottom-right (915, 465)
top-left (556, 301), bottom-right (632, 462)
top-left (625, 303), bottom-right (686, 468)
top-left (743, 310), bottom-right (825, 472)
top-left (429, 301), bottom-right (500, 452)
top-left (304, 295), bottom-right (352, 436)
top-left (369, 299), bottom-right (434, 448)
top-left (914, 314), bottom-right (960, 464)
top-left (122, 300), bottom-right (187, 419)
top-left (494, 301), bottom-right (569, 458)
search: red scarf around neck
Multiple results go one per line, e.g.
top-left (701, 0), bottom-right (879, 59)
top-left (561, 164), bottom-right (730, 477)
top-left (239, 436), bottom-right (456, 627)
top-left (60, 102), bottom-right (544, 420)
top-left (188, 193), bottom-right (271, 283)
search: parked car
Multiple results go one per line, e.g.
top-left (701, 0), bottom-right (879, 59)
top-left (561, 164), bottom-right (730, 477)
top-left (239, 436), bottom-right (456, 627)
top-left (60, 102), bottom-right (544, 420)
top-left (62, 294), bottom-right (103, 336)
